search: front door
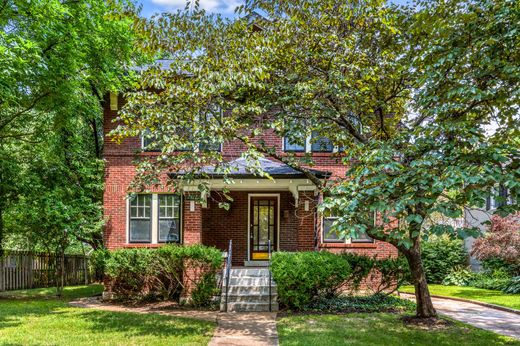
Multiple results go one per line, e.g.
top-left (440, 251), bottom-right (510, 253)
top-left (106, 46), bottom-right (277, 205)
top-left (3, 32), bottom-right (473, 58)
top-left (249, 196), bottom-right (277, 261)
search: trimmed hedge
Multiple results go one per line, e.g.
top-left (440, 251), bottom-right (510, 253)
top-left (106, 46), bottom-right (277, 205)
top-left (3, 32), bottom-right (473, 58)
top-left (104, 244), bottom-right (222, 306)
top-left (271, 251), bottom-right (409, 310)
top-left (271, 251), bottom-right (352, 309)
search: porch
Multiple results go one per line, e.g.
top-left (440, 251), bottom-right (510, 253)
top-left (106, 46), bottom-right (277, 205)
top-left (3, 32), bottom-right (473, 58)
top-left (186, 188), bottom-right (319, 267)
top-left (176, 157), bottom-right (329, 266)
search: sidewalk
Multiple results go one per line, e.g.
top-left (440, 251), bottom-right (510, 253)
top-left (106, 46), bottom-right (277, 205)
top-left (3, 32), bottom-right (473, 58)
top-left (402, 293), bottom-right (520, 340)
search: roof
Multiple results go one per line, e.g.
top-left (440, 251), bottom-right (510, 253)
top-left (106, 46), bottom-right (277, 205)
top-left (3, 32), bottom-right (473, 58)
top-left (168, 157), bottom-right (331, 180)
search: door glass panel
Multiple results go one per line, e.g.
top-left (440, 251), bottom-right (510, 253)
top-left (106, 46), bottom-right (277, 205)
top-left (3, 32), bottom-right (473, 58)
top-left (251, 199), bottom-right (276, 255)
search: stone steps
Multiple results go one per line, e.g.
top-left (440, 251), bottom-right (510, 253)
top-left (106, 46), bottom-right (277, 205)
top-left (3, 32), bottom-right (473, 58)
top-left (220, 267), bottom-right (278, 312)
top-left (224, 285), bottom-right (277, 295)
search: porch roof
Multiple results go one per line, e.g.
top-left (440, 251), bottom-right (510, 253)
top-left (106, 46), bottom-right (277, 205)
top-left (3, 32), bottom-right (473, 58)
top-left (168, 157), bottom-right (331, 180)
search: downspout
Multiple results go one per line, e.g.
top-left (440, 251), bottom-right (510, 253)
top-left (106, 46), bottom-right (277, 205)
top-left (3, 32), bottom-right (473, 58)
top-left (313, 193), bottom-right (323, 251)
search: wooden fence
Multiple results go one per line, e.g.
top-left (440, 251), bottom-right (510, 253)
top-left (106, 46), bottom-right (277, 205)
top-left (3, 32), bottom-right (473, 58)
top-left (0, 251), bottom-right (92, 291)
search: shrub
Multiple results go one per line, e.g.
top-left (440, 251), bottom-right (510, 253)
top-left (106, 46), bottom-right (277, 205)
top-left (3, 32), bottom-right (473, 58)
top-left (271, 251), bottom-right (352, 309)
top-left (105, 248), bottom-right (158, 299)
top-left (442, 267), bottom-right (474, 286)
top-left (469, 269), bottom-right (511, 291)
top-left (481, 257), bottom-right (520, 277)
top-left (90, 248), bottom-right (110, 282)
top-left (305, 294), bottom-right (415, 313)
top-left (502, 276), bottom-right (520, 294)
top-left (340, 253), bottom-right (375, 290)
top-left (421, 235), bottom-right (468, 284)
top-left (471, 214), bottom-right (520, 272)
top-left (369, 256), bottom-right (410, 294)
top-left (104, 244), bottom-right (223, 305)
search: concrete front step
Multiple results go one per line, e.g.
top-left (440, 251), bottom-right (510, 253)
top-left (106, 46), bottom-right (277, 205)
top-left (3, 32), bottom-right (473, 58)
top-left (224, 285), bottom-right (277, 295)
top-left (225, 294), bottom-right (278, 303)
top-left (220, 267), bottom-right (278, 312)
top-left (244, 260), bottom-right (269, 267)
top-left (224, 277), bottom-right (276, 286)
top-left (229, 268), bottom-right (270, 277)
top-left (223, 302), bottom-right (279, 312)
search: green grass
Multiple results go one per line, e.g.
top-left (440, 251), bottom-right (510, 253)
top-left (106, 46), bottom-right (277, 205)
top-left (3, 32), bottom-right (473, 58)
top-left (400, 284), bottom-right (520, 310)
top-left (0, 285), bottom-right (215, 345)
top-left (277, 313), bottom-right (520, 346)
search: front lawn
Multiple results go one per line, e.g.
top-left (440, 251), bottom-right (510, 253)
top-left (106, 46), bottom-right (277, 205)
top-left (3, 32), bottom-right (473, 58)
top-left (0, 285), bottom-right (215, 346)
top-left (277, 313), bottom-right (520, 346)
top-left (400, 284), bottom-right (520, 310)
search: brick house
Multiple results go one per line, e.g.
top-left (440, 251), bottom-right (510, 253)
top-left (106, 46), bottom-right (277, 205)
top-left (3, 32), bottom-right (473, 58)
top-left (103, 92), bottom-right (397, 267)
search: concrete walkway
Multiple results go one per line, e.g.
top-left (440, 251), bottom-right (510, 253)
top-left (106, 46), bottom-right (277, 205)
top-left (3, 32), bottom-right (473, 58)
top-left (403, 294), bottom-right (520, 340)
top-left (209, 312), bottom-right (278, 346)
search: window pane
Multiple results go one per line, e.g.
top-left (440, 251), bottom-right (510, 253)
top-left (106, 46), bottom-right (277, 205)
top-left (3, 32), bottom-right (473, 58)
top-left (323, 218), bottom-right (344, 242)
top-left (142, 130), bottom-right (162, 152)
top-left (351, 230), bottom-right (374, 243)
top-left (159, 219), bottom-right (180, 242)
top-left (159, 195), bottom-right (180, 218)
top-left (284, 137), bottom-right (305, 152)
top-left (130, 220), bottom-right (151, 242)
top-left (311, 131), bottom-right (333, 152)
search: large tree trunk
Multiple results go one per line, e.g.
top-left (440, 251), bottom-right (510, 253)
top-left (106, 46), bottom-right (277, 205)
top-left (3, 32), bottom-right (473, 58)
top-left (402, 241), bottom-right (437, 318)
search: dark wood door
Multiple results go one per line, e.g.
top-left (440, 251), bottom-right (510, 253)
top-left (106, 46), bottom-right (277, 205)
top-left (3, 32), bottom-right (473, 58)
top-left (249, 197), bottom-right (277, 261)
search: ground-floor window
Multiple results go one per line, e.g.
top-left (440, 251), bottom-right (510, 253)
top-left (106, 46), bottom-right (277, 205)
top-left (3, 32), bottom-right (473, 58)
top-left (129, 194), bottom-right (152, 242)
top-left (128, 193), bottom-right (181, 244)
top-left (158, 194), bottom-right (181, 243)
top-left (322, 214), bottom-right (374, 244)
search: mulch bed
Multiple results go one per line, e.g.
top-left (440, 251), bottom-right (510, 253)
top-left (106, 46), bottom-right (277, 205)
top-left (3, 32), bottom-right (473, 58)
top-left (402, 315), bottom-right (454, 330)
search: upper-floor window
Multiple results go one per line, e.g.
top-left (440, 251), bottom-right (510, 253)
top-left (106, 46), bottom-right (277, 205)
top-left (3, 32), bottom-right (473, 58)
top-left (283, 137), bottom-right (306, 152)
top-left (311, 131), bottom-right (333, 153)
top-left (283, 132), bottom-right (334, 153)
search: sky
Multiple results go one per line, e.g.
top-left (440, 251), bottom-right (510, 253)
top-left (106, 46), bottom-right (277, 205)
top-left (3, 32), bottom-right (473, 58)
top-left (138, 0), bottom-right (411, 18)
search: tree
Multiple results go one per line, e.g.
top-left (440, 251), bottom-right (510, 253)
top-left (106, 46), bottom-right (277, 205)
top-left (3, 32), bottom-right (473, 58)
top-left (471, 214), bottom-right (520, 272)
top-left (0, 0), bottom-right (139, 255)
top-left (114, 0), bottom-right (519, 317)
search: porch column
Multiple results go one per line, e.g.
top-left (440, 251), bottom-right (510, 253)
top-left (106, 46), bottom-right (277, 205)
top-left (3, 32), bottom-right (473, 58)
top-left (183, 192), bottom-right (202, 244)
top-left (296, 191), bottom-right (316, 251)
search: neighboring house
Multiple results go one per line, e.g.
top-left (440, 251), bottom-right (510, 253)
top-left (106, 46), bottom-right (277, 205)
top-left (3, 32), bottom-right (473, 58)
top-left (102, 77), bottom-right (397, 267)
top-left (464, 186), bottom-right (512, 271)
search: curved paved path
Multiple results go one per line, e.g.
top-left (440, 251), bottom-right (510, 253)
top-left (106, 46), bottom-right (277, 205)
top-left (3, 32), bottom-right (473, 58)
top-left (403, 294), bottom-right (520, 340)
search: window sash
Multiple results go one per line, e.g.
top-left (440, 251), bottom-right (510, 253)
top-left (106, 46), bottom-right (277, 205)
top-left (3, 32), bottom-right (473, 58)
top-left (323, 217), bottom-right (345, 243)
top-left (129, 194), bottom-right (152, 243)
top-left (322, 216), bottom-right (374, 244)
top-left (311, 131), bottom-right (333, 152)
top-left (158, 194), bottom-right (181, 243)
top-left (284, 137), bottom-right (306, 152)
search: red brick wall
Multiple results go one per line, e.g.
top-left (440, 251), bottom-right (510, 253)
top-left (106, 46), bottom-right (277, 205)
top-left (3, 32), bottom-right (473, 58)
top-left (102, 95), bottom-right (396, 262)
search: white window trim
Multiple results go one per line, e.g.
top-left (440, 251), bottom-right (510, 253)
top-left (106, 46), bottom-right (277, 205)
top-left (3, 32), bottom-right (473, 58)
top-left (283, 134), bottom-right (340, 153)
top-left (127, 193), bottom-right (183, 244)
top-left (321, 215), bottom-right (375, 244)
top-left (127, 194), bottom-right (152, 243)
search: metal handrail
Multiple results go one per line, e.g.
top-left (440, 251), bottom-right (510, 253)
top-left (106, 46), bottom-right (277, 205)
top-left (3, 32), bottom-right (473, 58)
top-left (268, 239), bottom-right (272, 312)
top-left (224, 239), bottom-right (232, 312)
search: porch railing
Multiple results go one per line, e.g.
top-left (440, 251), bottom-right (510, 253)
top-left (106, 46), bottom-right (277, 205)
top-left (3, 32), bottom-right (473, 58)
top-left (268, 239), bottom-right (272, 312)
top-left (224, 239), bottom-right (232, 312)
